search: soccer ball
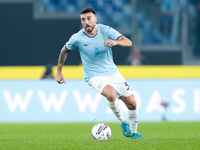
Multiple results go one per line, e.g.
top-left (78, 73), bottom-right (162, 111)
top-left (91, 123), bottom-right (111, 140)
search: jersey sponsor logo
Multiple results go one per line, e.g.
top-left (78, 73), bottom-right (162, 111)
top-left (95, 47), bottom-right (100, 55)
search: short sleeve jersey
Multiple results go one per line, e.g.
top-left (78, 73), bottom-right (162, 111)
top-left (65, 24), bottom-right (122, 82)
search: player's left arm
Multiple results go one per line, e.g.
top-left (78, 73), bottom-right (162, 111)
top-left (104, 36), bottom-right (132, 48)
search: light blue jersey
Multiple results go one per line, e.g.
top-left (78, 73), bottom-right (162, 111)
top-left (65, 24), bottom-right (122, 82)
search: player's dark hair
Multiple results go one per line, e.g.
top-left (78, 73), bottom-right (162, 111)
top-left (80, 8), bottom-right (95, 15)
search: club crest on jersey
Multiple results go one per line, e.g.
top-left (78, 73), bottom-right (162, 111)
top-left (99, 37), bottom-right (104, 43)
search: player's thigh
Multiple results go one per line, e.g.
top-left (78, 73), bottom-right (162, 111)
top-left (102, 84), bottom-right (116, 101)
top-left (113, 73), bottom-right (136, 109)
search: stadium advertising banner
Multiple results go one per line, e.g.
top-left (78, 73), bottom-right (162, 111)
top-left (0, 79), bottom-right (200, 122)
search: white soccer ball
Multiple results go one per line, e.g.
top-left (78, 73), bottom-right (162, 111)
top-left (91, 123), bottom-right (111, 140)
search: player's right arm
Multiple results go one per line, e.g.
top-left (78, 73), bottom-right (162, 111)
top-left (55, 45), bottom-right (70, 84)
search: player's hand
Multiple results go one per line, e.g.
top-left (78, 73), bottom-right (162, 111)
top-left (55, 72), bottom-right (66, 84)
top-left (104, 39), bottom-right (118, 48)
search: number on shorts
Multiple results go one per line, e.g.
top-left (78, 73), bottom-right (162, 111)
top-left (124, 82), bottom-right (131, 91)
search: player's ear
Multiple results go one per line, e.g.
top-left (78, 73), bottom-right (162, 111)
top-left (95, 16), bottom-right (97, 23)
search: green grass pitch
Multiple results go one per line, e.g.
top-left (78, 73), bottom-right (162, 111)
top-left (0, 122), bottom-right (199, 150)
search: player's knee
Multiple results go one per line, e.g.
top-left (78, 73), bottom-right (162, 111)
top-left (103, 85), bottom-right (116, 102)
top-left (106, 90), bottom-right (116, 102)
top-left (127, 101), bottom-right (137, 110)
top-left (106, 91), bottom-right (116, 102)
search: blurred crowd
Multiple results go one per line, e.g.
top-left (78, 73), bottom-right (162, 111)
top-left (137, 0), bottom-right (182, 44)
top-left (43, 0), bottom-right (200, 57)
top-left (43, 0), bottom-right (132, 28)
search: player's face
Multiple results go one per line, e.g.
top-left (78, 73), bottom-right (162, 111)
top-left (80, 12), bottom-right (97, 33)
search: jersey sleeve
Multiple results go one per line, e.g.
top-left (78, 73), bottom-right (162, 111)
top-left (107, 26), bottom-right (122, 40)
top-left (65, 34), bottom-right (77, 50)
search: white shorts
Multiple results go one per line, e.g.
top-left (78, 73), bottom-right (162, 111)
top-left (88, 72), bottom-right (133, 98)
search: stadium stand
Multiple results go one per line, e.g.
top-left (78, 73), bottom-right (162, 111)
top-left (0, 0), bottom-right (200, 65)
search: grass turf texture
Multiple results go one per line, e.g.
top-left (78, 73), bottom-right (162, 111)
top-left (0, 122), bottom-right (199, 150)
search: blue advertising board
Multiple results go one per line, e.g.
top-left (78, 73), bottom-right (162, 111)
top-left (0, 79), bottom-right (200, 122)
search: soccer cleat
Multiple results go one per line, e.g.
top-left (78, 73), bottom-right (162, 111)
top-left (120, 121), bottom-right (132, 137)
top-left (131, 133), bottom-right (143, 139)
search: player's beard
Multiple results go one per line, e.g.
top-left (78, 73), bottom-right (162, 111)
top-left (85, 24), bottom-right (95, 33)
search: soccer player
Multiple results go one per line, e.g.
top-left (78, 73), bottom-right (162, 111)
top-left (55, 8), bottom-right (143, 139)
